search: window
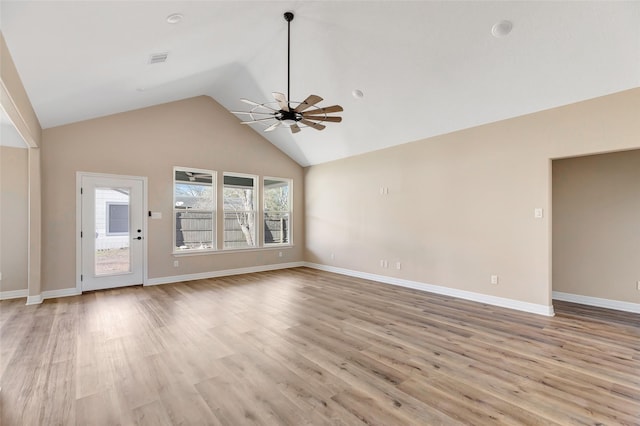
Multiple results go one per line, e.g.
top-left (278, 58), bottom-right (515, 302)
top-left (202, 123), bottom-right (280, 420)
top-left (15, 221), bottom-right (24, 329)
top-left (223, 173), bottom-right (257, 249)
top-left (106, 202), bottom-right (129, 235)
top-left (263, 178), bottom-right (291, 245)
top-left (174, 167), bottom-right (215, 252)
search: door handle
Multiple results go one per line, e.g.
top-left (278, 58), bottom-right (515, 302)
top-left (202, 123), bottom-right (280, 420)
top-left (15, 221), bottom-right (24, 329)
top-left (134, 236), bottom-right (143, 240)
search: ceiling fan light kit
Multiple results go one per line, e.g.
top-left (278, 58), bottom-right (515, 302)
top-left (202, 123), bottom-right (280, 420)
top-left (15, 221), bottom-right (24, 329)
top-left (232, 12), bottom-right (343, 134)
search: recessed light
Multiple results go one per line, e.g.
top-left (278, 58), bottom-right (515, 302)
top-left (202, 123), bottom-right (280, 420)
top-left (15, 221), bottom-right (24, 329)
top-left (491, 20), bottom-right (513, 38)
top-left (166, 13), bottom-right (183, 24)
top-left (352, 89), bottom-right (364, 99)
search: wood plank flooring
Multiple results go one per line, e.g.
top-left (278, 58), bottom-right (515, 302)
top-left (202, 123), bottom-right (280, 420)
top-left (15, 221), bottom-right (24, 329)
top-left (1, 267), bottom-right (639, 425)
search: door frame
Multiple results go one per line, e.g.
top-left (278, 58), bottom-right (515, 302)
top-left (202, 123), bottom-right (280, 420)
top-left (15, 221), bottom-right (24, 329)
top-left (75, 171), bottom-right (148, 293)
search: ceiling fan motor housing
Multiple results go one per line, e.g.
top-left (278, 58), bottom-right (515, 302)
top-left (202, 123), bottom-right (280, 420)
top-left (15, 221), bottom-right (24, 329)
top-left (278, 110), bottom-right (302, 123)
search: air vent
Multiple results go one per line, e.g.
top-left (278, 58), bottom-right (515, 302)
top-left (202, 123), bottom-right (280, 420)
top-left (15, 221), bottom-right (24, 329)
top-left (148, 52), bottom-right (169, 64)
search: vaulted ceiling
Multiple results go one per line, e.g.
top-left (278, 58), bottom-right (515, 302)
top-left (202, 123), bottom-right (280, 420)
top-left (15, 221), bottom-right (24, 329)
top-left (1, 1), bottom-right (638, 165)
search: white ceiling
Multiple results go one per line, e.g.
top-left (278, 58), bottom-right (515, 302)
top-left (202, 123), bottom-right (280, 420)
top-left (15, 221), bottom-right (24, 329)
top-left (1, 1), bottom-right (639, 166)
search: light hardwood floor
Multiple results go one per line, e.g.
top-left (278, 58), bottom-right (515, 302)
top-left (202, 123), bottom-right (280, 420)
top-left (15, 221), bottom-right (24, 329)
top-left (1, 267), bottom-right (639, 425)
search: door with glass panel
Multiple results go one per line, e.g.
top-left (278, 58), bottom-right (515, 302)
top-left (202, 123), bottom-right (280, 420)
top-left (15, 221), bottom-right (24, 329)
top-left (80, 175), bottom-right (145, 291)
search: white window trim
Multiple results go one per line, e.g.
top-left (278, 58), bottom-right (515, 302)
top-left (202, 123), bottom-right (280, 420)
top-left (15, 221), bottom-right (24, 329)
top-left (223, 172), bottom-right (259, 250)
top-left (173, 166), bottom-right (217, 254)
top-left (263, 176), bottom-right (293, 247)
top-left (173, 245), bottom-right (296, 257)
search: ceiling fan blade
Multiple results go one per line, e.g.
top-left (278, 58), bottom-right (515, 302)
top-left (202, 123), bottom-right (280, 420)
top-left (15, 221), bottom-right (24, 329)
top-left (294, 95), bottom-right (324, 112)
top-left (231, 111), bottom-right (276, 115)
top-left (240, 117), bottom-right (277, 124)
top-left (302, 105), bottom-right (343, 115)
top-left (264, 122), bottom-right (281, 132)
top-left (240, 98), bottom-right (261, 106)
top-left (290, 124), bottom-right (301, 134)
top-left (272, 92), bottom-right (289, 111)
top-left (300, 119), bottom-right (326, 131)
top-left (240, 99), bottom-right (279, 111)
top-left (301, 116), bottom-right (342, 123)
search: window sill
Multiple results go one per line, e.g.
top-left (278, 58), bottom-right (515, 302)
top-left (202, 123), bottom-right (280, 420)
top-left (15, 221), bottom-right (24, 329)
top-left (173, 245), bottom-right (294, 257)
top-left (173, 248), bottom-right (217, 257)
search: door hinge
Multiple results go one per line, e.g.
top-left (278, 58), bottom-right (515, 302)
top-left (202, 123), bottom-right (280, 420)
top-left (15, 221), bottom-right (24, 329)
top-left (80, 187), bottom-right (83, 194)
top-left (80, 274), bottom-right (83, 282)
top-left (81, 231), bottom-right (83, 238)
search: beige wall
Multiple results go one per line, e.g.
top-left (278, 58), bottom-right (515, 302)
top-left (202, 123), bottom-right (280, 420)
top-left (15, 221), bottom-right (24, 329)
top-left (305, 88), bottom-right (640, 308)
top-left (0, 146), bottom-right (29, 292)
top-left (42, 96), bottom-right (304, 291)
top-left (553, 149), bottom-right (640, 303)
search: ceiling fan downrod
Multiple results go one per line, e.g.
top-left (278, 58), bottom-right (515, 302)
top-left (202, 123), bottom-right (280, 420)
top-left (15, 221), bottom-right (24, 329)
top-left (230, 10), bottom-right (343, 134)
top-left (284, 12), bottom-right (294, 110)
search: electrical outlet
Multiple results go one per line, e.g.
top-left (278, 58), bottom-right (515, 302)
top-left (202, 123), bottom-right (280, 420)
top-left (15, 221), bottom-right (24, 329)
top-left (396, 262), bottom-right (401, 270)
top-left (380, 260), bottom-right (388, 268)
top-left (173, 260), bottom-right (179, 268)
top-left (278, 251), bottom-right (283, 258)
top-left (330, 253), bottom-right (335, 260)
top-left (637, 281), bottom-right (640, 291)
top-left (490, 275), bottom-right (499, 285)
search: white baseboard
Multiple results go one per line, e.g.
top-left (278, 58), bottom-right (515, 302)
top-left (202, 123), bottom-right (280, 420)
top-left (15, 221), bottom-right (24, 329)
top-left (553, 291), bottom-right (640, 314)
top-left (19, 263), bottom-right (304, 303)
top-left (20, 262), bottom-right (563, 319)
top-left (42, 288), bottom-right (82, 300)
top-left (145, 262), bottom-right (306, 286)
top-left (305, 262), bottom-right (555, 317)
top-left (27, 288), bottom-right (81, 305)
top-left (26, 294), bottom-right (43, 305)
top-left (0, 289), bottom-right (28, 300)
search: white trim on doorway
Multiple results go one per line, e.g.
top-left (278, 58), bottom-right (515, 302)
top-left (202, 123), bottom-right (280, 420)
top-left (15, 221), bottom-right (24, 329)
top-left (76, 172), bottom-right (148, 294)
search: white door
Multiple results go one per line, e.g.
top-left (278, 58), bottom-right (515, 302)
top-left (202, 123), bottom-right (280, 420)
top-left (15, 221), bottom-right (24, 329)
top-left (80, 175), bottom-right (145, 291)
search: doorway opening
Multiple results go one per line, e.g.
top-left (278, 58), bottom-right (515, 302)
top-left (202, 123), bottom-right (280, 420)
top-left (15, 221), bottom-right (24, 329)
top-left (551, 149), bottom-right (640, 313)
top-left (77, 172), bottom-right (147, 292)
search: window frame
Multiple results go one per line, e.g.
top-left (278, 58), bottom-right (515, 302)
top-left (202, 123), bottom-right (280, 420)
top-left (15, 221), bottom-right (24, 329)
top-left (222, 172), bottom-right (259, 250)
top-left (173, 166), bottom-right (217, 254)
top-left (263, 177), bottom-right (292, 247)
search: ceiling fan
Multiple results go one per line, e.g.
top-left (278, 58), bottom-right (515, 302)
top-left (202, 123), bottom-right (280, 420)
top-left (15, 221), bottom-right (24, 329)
top-left (231, 12), bottom-right (343, 134)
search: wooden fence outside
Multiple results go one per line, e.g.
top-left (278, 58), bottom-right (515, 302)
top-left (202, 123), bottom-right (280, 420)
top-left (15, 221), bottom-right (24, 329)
top-left (176, 211), bottom-right (288, 248)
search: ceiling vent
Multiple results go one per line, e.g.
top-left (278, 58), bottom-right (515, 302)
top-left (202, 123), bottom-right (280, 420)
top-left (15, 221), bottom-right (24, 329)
top-left (148, 52), bottom-right (169, 64)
